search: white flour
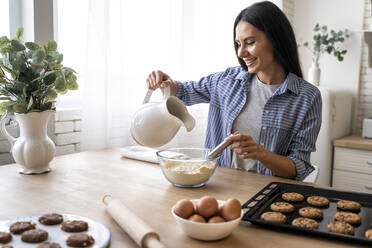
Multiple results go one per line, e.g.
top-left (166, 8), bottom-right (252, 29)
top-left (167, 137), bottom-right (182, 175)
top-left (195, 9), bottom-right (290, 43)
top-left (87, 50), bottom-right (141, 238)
top-left (162, 160), bottom-right (216, 186)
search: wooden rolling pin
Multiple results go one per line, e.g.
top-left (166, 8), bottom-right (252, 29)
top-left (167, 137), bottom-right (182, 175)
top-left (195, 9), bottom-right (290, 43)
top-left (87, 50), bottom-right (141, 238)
top-left (102, 195), bottom-right (166, 248)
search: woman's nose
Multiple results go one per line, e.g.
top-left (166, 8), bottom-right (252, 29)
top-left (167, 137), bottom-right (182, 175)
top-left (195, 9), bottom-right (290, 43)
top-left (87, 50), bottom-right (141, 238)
top-left (238, 46), bottom-right (247, 58)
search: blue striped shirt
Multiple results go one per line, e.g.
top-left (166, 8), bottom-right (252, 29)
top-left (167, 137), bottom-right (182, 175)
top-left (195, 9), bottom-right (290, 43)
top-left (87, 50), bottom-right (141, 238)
top-left (175, 66), bottom-right (322, 181)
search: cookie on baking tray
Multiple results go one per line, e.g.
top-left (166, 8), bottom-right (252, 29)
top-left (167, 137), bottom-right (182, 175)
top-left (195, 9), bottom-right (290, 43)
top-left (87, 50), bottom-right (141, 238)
top-left (366, 229), bottom-right (372, 239)
top-left (291, 217), bottom-right (319, 229)
top-left (21, 229), bottom-right (48, 243)
top-left (9, 221), bottom-right (36, 234)
top-left (306, 196), bottom-right (329, 207)
top-left (37, 242), bottom-right (62, 248)
top-left (39, 213), bottom-right (64, 225)
top-left (337, 200), bottom-right (361, 211)
top-left (0, 245), bottom-right (13, 248)
top-left (61, 220), bottom-right (88, 232)
top-left (334, 211), bottom-right (361, 225)
top-left (270, 202), bottom-right (294, 213)
top-left (327, 221), bottom-right (354, 235)
top-left (298, 207), bottom-right (323, 219)
top-left (282, 192), bottom-right (304, 202)
top-left (260, 211), bottom-right (287, 223)
top-left (66, 233), bottom-right (95, 247)
top-left (0, 232), bottom-right (12, 244)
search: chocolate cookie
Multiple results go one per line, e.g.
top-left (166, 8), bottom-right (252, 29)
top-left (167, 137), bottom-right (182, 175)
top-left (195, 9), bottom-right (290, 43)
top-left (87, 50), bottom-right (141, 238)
top-left (306, 196), bottom-right (329, 207)
top-left (21, 229), bottom-right (48, 243)
top-left (299, 207), bottom-right (323, 219)
top-left (337, 200), bottom-right (361, 211)
top-left (37, 242), bottom-right (62, 248)
top-left (0, 232), bottom-right (12, 244)
top-left (328, 221), bottom-right (354, 235)
top-left (66, 233), bottom-right (95, 247)
top-left (270, 202), bottom-right (294, 213)
top-left (61, 220), bottom-right (88, 232)
top-left (260, 212), bottom-right (286, 223)
top-left (9, 221), bottom-right (36, 234)
top-left (292, 217), bottom-right (319, 229)
top-left (39, 213), bottom-right (63, 225)
top-left (334, 211), bottom-right (361, 225)
top-left (365, 229), bottom-right (372, 239)
top-left (282, 192), bottom-right (304, 202)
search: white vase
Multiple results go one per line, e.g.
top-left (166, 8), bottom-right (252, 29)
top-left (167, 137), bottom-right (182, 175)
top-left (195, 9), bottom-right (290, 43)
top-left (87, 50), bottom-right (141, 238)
top-left (308, 61), bottom-right (321, 86)
top-left (0, 110), bottom-right (56, 174)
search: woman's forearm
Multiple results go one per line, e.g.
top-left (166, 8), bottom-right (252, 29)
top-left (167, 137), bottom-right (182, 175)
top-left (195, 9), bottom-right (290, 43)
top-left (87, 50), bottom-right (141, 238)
top-left (258, 148), bottom-right (296, 178)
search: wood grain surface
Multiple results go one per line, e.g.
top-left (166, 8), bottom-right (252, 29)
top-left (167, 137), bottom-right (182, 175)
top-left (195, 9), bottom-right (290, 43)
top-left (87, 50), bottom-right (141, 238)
top-left (0, 148), bottom-right (364, 248)
top-left (333, 135), bottom-right (372, 151)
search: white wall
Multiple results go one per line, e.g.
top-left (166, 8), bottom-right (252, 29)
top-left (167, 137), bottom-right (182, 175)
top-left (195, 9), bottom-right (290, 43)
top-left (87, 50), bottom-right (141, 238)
top-left (293, 0), bottom-right (364, 132)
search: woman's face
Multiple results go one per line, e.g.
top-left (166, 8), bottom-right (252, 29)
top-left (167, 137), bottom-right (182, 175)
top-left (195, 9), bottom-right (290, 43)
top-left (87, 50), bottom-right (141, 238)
top-left (235, 21), bottom-right (276, 75)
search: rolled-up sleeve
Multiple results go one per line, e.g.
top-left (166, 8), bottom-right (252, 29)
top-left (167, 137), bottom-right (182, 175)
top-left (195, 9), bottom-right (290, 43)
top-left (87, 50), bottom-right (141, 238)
top-left (288, 90), bottom-right (322, 181)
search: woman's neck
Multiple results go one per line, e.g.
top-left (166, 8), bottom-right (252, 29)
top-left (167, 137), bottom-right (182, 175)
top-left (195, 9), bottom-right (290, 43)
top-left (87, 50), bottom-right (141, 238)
top-left (256, 63), bottom-right (286, 85)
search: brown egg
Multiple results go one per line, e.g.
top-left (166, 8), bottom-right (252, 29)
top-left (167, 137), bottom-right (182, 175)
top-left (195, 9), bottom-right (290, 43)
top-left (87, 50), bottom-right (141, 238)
top-left (188, 214), bottom-right (206, 223)
top-left (221, 198), bottom-right (241, 221)
top-left (174, 199), bottom-right (195, 219)
top-left (196, 196), bottom-right (218, 218)
top-left (208, 216), bottom-right (225, 223)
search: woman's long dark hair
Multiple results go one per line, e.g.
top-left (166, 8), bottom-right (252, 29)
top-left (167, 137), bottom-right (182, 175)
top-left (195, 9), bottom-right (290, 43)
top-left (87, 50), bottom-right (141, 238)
top-left (233, 1), bottom-right (303, 78)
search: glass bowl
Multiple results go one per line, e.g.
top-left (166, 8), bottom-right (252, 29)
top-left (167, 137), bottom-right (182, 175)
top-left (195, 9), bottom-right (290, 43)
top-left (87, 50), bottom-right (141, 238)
top-left (156, 148), bottom-right (218, 188)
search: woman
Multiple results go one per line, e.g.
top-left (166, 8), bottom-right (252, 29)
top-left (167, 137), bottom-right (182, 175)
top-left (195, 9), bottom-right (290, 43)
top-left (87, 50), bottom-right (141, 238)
top-left (146, 1), bottom-right (322, 181)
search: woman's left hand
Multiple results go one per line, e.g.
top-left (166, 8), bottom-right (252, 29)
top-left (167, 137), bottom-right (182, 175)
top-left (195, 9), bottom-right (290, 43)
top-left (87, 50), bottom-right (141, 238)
top-left (226, 133), bottom-right (265, 161)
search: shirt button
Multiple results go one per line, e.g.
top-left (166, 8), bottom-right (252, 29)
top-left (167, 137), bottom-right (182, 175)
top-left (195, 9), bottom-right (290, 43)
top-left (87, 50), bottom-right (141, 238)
top-left (262, 127), bottom-right (267, 130)
top-left (265, 110), bottom-right (270, 114)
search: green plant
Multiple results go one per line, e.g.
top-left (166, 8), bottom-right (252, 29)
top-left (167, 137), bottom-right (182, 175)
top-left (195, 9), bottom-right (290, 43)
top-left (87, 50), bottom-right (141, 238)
top-left (0, 27), bottom-right (78, 115)
top-left (300, 24), bottom-right (350, 63)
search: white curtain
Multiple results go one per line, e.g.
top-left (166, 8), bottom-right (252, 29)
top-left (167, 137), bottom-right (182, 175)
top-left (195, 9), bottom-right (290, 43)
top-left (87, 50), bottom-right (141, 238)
top-left (57, 0), bottom-right (267, 151)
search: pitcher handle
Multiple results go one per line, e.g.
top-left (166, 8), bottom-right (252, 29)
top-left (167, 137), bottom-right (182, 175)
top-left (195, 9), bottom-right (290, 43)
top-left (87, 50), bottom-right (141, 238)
top-left (142, 86), bottom-right (171, 104)
top-left (0, 112), bottom-right (17, 148)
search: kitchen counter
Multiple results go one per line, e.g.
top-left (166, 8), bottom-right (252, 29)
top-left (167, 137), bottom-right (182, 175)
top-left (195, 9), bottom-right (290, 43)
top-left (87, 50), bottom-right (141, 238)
top-left (333, 135), bottom-right (372, 151)
top-left (0, 148), bottom-right (364, 247)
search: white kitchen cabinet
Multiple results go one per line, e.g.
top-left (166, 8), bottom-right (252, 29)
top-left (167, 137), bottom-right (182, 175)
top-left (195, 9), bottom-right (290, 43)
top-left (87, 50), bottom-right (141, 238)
top-left (332, 135), bottom-right (372, 194)
top-left (311, 87), bottom-right (352, 186)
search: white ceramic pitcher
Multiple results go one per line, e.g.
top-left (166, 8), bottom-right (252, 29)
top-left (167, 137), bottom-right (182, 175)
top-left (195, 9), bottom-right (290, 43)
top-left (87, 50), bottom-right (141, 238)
top-left (0, 110), bottom-right (55, 174)
top-left (131, 87), bottom-right (195, 147)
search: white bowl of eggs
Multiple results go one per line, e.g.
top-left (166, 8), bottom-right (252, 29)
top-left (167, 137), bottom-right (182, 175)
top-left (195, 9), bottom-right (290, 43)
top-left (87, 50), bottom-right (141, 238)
top-left (171, 196), bottom-right (243, 241)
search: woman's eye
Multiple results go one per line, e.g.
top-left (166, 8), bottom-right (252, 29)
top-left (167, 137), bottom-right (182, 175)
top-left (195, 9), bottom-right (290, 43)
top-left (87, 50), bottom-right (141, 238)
top-left (247, 41), bottom-right (255, 45)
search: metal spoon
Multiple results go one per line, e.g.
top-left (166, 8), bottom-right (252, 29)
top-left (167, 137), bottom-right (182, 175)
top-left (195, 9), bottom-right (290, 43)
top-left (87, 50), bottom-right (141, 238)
top-left (207, 131), bottom-right (239, 160)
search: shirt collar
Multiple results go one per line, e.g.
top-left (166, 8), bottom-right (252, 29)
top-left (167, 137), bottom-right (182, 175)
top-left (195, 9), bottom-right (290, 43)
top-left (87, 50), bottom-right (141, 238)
top-left (236, 69), bottom-right (300, 96)
top-left (275, 72), bottom-right (300, 96)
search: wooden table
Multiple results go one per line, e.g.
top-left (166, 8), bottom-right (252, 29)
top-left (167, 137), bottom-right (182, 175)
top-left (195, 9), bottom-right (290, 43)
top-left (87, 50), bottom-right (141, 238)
top-left (0, 148), bottom-right (365, 248)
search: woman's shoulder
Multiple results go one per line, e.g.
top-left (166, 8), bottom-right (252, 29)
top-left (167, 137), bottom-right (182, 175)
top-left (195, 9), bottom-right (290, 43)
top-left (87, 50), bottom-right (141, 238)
top-left (216, 66), bottom-right (248, 80)
top-left (289, 73), bottom-right (321, 97)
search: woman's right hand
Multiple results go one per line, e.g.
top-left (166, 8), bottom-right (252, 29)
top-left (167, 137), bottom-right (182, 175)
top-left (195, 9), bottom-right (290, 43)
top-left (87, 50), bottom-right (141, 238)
top-left (146, 70), bottom-right (178, 96)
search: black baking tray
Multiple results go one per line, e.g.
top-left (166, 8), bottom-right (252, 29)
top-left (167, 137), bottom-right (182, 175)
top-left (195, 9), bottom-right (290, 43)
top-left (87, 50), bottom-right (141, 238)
top-left (241, 182), bottom-right (372, 245)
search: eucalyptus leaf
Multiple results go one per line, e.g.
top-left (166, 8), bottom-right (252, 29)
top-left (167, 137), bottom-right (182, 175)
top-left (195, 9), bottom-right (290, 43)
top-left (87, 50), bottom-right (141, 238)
top-left (44, 40), bottom-right (57, 53)
top-left (11, 39), bottom-right (25, 51)
top-left (32, 49), bottom-right (46, 64)
top-left (13, 102), bottom-right (27, 113)
top-left (16, 28), bottom-right (24, 40)
top-left (299, 24), bottom-right (349, 63)
top-left (0, 27), bottom-right (78, 113)
top-left (54, 77), bottom-right (66, 92)
top-left (45, 89), bottom-right (57, 100)
top-left (63, 67), bottom-right (77, 73)
top-left (25, 42), bottom-right (40, 51)
top-left (0, 36), bottom-right (10, 48)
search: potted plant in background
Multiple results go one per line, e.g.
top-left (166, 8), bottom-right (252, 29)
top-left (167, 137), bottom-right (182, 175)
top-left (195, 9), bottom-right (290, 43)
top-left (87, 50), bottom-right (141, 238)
top-left (0, 28), bottom-right (78, 174)
top-left (300, 24), bottom-right (350, 86)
